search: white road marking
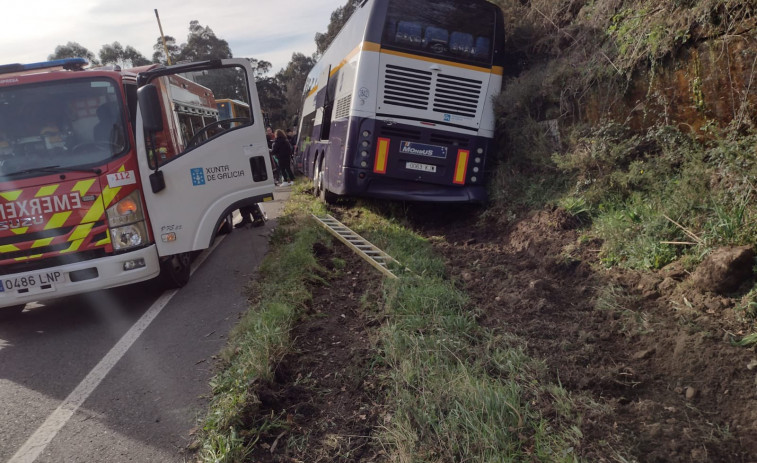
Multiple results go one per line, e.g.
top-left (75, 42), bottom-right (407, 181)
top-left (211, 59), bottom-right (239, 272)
top-left (8, 237), bottom-right (225, 463)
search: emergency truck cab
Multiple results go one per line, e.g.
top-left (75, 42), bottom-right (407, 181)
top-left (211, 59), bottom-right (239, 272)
top-left (0, 58), bottom-right (274, 312)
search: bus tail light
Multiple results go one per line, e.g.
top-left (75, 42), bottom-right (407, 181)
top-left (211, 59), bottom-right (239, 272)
top-left (374, 137), bottom-right (390, 174)
top-left (453, 149), bottom-right (470, 185)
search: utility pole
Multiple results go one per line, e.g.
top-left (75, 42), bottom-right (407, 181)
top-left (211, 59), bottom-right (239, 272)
top-left (154, 9), bottom-right (172, 66)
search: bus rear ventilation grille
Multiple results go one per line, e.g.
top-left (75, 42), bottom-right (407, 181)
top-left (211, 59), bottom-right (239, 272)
top-left (379, 126), bottom-right (422, 140)
top-left (429, 134), bottom-right (470, 147)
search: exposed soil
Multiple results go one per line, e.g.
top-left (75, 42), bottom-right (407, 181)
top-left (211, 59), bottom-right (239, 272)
top-left (244, 242), bottom-right (386, 463)
top-left (243, 203), bottom-right (757, 462)
top-left (406, 204), bottom-right (757, 463)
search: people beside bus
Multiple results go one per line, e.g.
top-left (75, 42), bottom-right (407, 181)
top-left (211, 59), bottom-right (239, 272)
top-left (271, 129), bottom-right (295, 186)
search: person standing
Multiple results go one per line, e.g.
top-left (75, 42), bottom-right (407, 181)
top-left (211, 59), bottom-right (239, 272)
top-left (271, 129), bottom-right (295, 186)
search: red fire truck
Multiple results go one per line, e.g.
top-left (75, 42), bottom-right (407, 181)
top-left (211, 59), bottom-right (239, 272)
top-left (0, 58), bottom-right (275, 314)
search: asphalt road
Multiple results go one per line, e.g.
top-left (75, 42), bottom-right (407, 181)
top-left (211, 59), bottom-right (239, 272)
top-left (0, 187), bottom-right (289, 463)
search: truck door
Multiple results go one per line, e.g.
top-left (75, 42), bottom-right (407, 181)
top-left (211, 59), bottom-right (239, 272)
top-left (135, 58), bottom-right (274, 256)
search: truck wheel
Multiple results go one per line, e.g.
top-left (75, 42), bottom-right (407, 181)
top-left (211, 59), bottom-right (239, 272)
top-left (161, 252), bottom-right (191, 288)
top-left (221, 212), bottom-right (234, 235)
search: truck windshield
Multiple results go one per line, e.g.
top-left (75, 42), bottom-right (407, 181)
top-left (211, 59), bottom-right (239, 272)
top-left (0, 77), bottom-right (127, 178)
top-left (381, 0), bottom-right (497, 67)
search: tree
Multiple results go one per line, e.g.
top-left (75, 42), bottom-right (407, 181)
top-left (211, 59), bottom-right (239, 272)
top-left (48, 42), bottom-right (99, 65)
top-left (99, 42), bottom-right (150, 68)
top-left (152, 35), bottom-right (181, 65)
top-left (257, 76), bottom-right (287, 129)
top-left (275, 52), bottom-right (317, 128)
top-left (314, 0), bottom-right (361, 55)
top-left (177, 20), bottom-right (232, 62)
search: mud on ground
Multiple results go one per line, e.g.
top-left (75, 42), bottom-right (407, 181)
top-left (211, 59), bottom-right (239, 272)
top-left (411, 205), bottom-right (757, 463)
top-left (245, 243), bottom-right (386, 463)
top-left (242, 203), bottom-right (757, 462)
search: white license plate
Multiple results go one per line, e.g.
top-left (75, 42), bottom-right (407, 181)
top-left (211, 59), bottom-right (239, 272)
top-left (0, 271), bottom-right (63, 294)
top-left (406, 161), bottom-right (437, 173)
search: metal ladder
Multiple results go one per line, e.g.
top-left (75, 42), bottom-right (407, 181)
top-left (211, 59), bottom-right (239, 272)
top-left (311, 214), bottom-right (401, 279)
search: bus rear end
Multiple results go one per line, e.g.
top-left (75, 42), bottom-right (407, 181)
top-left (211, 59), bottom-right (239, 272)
top-left (344, 0), bottom-right (504, 203)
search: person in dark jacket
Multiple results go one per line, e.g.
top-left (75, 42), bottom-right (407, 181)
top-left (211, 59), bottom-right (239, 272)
top-left (271, 129), bottom-right (295, 186)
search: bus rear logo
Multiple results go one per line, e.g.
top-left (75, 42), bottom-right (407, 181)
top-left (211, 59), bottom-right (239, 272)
top-left (400, 141), bottom-right (447, 159)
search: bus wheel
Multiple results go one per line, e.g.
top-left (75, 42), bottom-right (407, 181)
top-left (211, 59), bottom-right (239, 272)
top-left (313, 161), bottom-right (322, 198)
top-left (319, 174), bottom-right (338, 204)
top-left (161, 252), bottom-right (191, 288)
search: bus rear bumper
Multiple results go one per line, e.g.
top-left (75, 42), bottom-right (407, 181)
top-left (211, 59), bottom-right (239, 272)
top-left (342, 168), bottom-right (487, 203)
top-left (0, 245), bottom-right (161, 309)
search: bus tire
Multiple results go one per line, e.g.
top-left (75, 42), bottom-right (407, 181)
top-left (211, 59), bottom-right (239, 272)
top-left (316, 164), bottom-right (338, 204)
top-left (161, 252), bottom-right (191, 288)
top-left (313, 157), bottom-right (322, 198)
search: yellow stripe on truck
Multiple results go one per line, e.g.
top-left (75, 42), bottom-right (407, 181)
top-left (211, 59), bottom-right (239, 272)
top-left (60, 239), bottom-right (84, 254)
top-left (0, 190), bottom-right (22, 202)
top-left (45, 211), bottom-right (72, 230)
top-left (36, 185), bottom-right (60, 197)
top-left (69, 223), bottom-right (94, 241)
top-left (0, 244), bottom-right (19, 253)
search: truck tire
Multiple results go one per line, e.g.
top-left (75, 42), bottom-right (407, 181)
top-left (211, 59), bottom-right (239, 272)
top-left (161, 252), bottom-right (191, 288)
top-left (221, 212), bottom-right (234, 235)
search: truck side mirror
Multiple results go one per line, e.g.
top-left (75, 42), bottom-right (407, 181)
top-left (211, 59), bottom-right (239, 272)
top-left (137, 84), bottom-right (164, 132)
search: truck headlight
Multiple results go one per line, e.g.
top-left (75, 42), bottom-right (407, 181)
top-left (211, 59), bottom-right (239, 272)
top-left (107, 191), bottom-right (148, 250)
top-left (110, 222), bottom-right (148, 250)
top-left (107, 190), bottom-right (145, 227)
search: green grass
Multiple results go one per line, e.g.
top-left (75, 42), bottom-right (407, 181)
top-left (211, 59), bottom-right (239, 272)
top-left (196, 185), bottom-right (596, 462)
top-left (337, 207), bottom-right (587, 462)
top-left (196, 184), bottom-right (329, 462)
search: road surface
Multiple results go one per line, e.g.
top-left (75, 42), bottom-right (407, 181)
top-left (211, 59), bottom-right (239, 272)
top-left (0, 187), bottom-right (289, 463)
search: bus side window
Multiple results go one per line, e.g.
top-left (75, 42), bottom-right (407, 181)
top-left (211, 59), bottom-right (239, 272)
top-left (396, 21), bottom-right (422, 46)
top-left (425, 26), bottom-right (449, 52)
top-left (450, 32), bottom-right (474, 56)
top-left (474, 36), bottom-right (491, 59)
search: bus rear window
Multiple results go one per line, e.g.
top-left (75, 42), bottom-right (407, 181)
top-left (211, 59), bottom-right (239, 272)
top-left (381, 0), bottom-right (496, 66)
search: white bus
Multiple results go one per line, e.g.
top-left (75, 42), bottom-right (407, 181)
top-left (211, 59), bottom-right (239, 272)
top-left (296, 0), bottom-right (504, 203)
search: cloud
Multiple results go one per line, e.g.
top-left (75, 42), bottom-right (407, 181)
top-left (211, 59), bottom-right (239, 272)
top-left (0, 0), bottom-right (338, 73)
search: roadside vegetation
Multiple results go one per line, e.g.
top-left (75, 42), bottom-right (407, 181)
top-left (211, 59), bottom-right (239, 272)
top-left (195, 185), bottom-right (595, 462)
top-left (195, 1), bottom-right (757, 461)
top-left (488, 0), bottom-right (757, 273)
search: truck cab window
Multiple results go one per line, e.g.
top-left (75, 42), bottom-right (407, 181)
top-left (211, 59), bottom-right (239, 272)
top-left (0, 77), bottom-right (128, 178)
top-left (146, 65), bottom-right (253, 169)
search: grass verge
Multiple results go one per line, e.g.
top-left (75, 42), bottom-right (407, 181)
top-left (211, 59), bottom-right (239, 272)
top-left (196, 186), bottom-right (595, 462)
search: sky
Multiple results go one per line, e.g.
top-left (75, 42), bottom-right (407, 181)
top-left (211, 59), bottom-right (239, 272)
top-left (0, 0), bottom-right (341, 75)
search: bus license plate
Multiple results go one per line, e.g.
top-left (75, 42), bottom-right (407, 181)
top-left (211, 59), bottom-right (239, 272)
top-left (406, 162), bottom-right (436, 173)
top-left (0, 271), bottom-right (63, 293)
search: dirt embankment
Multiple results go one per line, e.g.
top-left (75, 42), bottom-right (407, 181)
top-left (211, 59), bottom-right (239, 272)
top-left (417, 206), bottom-right (757, 462)
top-left (242, 204), bottom-right (756, 462)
